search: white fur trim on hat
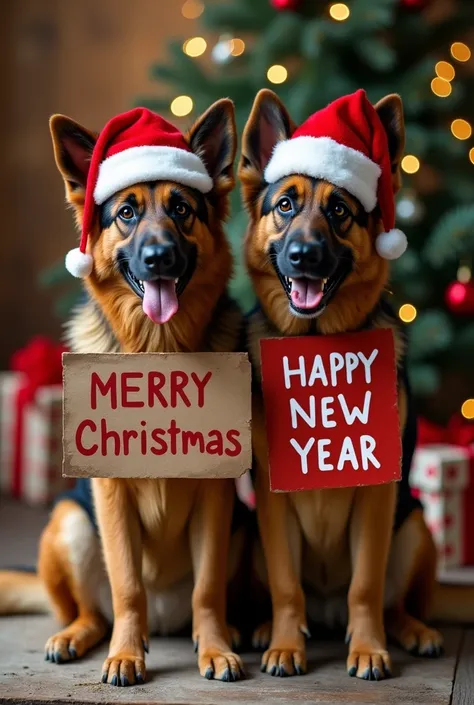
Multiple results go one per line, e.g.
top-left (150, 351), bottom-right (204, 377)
top-left (65, 248), bottom-right (93, 278)
top-left (93, 145), bottom-right (213, 204)
top-left (375, 228), bottom-right (407, 260)
top-left (264, 136), bottom-right (381, 213)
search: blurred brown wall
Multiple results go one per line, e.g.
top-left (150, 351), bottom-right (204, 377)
top-left (0, 0), bottom-right (193, 368)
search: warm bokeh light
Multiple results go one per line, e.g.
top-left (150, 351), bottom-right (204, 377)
top-left (461, 398), bottom-right (474, 419)
top-left (170, 95), bottom-right (193, 117)
top-left (267, 64), bottom-right (288, 84)
top-left (449, 282), bottom-right (467, 304)
top-left (457, 265), bottom-right (472, 283)
top-left (181, 0), bottom-right (204, 19)
top-left (451, 42), bottom-right (471, 62)
top-left (230, 38), bottom-right (245, 56)
top-left (451, 118), bottom-right (472, 140)
top-left (401, 155), bottom-right (420, 174)
top-left (398, 304), bottom-right (417, 323)
top-left (435, 61), bottom-right (455, 81)
top-left (183, 37), bottom-right (207, 57)
top-left (469, 147), bottom-right (474, 164)
top-left (431, 77), bottom-right (452, 97)
top-left (329, 3), bottom-right (350, 20)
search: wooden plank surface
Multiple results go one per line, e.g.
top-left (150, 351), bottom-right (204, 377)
top-left (0, 616), bottom-right (462, 705)
top-left (452, 629), bottom-right (474, 705)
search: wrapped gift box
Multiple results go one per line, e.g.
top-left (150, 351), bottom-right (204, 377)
top-left (410, 444), bottom-right (474, 570)
top-left (0, 337), bottom-right (72, 506)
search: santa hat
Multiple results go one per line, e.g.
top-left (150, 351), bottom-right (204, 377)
top-left (264, 89), bottom-right (407, 260)
top-left (65, 107), bottom-right (213, 278)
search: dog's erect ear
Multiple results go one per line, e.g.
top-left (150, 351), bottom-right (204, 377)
top-left (375, 94), bottom-right (405, 194)
top-left (187, 99), bottom-right (237, 196)
top-left (49, 115), bottom-right (97, 213)
top-left (239, 89), bottom-right (295, 210)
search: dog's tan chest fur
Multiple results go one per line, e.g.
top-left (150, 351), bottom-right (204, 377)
top-left (291, 488), bottom-right (354, 594)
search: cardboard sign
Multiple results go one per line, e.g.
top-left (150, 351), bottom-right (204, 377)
top-left (63, 353), bottom-right (251, 479)
top-left (260, 329), bottom-right (401, 492)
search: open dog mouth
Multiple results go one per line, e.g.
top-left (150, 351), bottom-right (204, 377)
top-left (269, 246), bottom-right (353, 318)
top-left (117, 249), bottom-right (197, 325)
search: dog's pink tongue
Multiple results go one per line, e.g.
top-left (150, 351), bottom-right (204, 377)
top-left (142, 279), bottom-right (178, 324)
top-left (290, 278), bottom-right (323, 309)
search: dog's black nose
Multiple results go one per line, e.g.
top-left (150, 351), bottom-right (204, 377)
top-left (288, 241), bottom-right (323, 269)
top-left (142, 243), bottom-right (177, 274)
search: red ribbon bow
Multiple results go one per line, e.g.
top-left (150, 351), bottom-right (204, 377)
top-left (10, 336), bottom-right (67, 497)
top-left (418, 414), bottom-right (474, 449)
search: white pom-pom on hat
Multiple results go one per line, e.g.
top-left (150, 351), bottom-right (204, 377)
top-left (65, 247), bottom-right (93, 278)
top-left (375, 228), bottom-right (407, 260)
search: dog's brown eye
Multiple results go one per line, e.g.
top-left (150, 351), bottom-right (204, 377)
top-left (174, 202), bottom-right (190, 218)
top-left (277, 197), bottom-right (293, 214)
top-left (333, 202), bottom-right (348, 218)
top-left (118, 205), bottom-right (135, 221)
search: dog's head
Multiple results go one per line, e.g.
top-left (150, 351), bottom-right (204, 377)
top-left (50, 101), bottom-right (236, 348)
top-left (239, 90), bottom-right (405, 336)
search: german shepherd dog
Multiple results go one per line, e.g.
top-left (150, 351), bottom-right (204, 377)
top-left (239, 90), bottom-right (474, 681)
top-left (0, 100), bottom-right (245, 685)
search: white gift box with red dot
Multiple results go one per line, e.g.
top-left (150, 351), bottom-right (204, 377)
top-left (410, 444), bottom-right (474, 570)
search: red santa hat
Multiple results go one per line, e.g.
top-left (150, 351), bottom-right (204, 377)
top-left (264, 89), bottom-right (407, 260)
top-left (65, 107), bottom-right (213, 278)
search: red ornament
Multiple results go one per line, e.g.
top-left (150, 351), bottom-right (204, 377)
top-left (445, 281), bottom-right (474, 314)
top-left (400, 0), bottom-right (430, 9)
top-left (270, 0), bottom-right (301, 10)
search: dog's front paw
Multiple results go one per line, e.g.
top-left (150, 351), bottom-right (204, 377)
top-left (198, 648), bottom-right (244, 682)
top-left (346, 640), bottom-right (392, 681)
top-left (261, 643), bottom-right (306, 677)
top-left (101, 652), bottom-right (146, 686)
top-left (252, 621), bottom-right (272, 650)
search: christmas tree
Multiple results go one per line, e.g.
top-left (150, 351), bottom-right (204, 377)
top-left (137, 0), bottom-right (474, 422)
top-left (44, 0), bottom-right (474, 422)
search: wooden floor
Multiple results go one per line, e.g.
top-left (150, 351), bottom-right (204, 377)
top-left (0, 498), bottom-right (473, 704)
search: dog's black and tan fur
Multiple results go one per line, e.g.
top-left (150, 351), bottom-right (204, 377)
top-left (0, 100), bottom-right (246, 686)
top-left (239, 89), bottom-right (474, 681)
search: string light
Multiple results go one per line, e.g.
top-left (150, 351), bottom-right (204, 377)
top-left (431, 77), bottom-right (452, 98)
top-left (401, 155), bottom-right (420, 174)
top-left (267, 65), bottom-right (288, 84)
top-left (170, 95), bottom-right (193, 117)
top-left (230, 38), bottom-right (245, 56)
top-left (399, 304), bottom-right (417, 323)
top-left (329, 3), bottom-right (350, 20)
top-left (469, 147), bottom-right (474, 164)
top-left (181, 0), bottom-right (204, 19)
top-left (457, 264), bottom-right (472, 283)
top-left (435, 61), bottom-right (455, 81)
top-left (451, 118), bottom-right (472, 140)
top-left (451, 42), bottom-right (471, 62)
top-left (183, 37), bottom-right (207, 57)
top-left (461, 399), bottom-right (474, 420)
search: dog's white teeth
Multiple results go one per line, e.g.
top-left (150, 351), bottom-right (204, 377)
top-left (287, 277), bottom-right (293, 291)
top-left (175, 278), bottom-right (179, 284)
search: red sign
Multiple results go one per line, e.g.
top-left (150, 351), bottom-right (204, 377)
top-left (260, 329), bottom-right (401, 492)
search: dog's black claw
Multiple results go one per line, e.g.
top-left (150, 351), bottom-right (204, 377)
top-left (361, 667), bottom-right (371, 681)
top-left (260, 663), bottom-right (267, 673)
top-left (54, 652), bottom-right (63, 665)
top-left (120, 675), bottom-right (129, 687)
top-left (205, 667), bottom-right (214, 680)
top-left (68, 647), bottom-right (77, 660)
top-left (279, 666), bottom-right (289, 677)
top-left (348, 665), bottom-right (357, 677)
top-left (384, 665), bottom-right (392, 678)
top-left (221, 668), bottom-right (230, 682)
top-left (269, 665), bottom-right (278, 676)
top-left (300, 626), bottom-right (311, 639)
top-left (295, 665), bottom-right (305, 676)
top-left (230, 668), bottom-right (241, 682)
top-left (345, 632), bottom-right (352, 645)
top-left (110, 674), bottom-right (118, 687)
top-left (136, 673), bottom-right (145, 684)
top-left (101, 672), bottom-right (108, 684)
top-left (372, 667), bottom-right (382, 681)
top-left (193, 640), bottom-right (198, 653)
top-left (142, 640), bottom-right (149, 654)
